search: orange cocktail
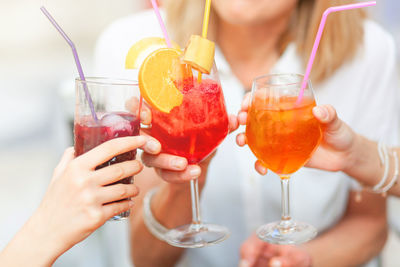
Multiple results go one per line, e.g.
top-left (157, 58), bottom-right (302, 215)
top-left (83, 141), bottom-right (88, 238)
top-left (246, 96), bottom-right (321, 176)
top-left (245, 73), bottom-right (322, 245)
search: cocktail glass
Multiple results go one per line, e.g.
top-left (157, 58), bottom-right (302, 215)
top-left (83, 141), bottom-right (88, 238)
top-left (150, 64), bottom-right (230, 248)
top-left (246, 73), bottom-right (322, 244)
top-left (74, 77), bottom-right (140, 221)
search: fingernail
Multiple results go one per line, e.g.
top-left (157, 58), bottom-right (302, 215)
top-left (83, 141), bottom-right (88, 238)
top-left (145, 140), bottom-right (160, 153)
top-left (313, 106), bottom-right (327, 120)
top-left (270, 259), bottom-right (282, 267)
top-left (260, 165), bottom-right (267, 174)
top-left (129, 200), bottom-right (135, 207)
top-left (239, 260), bottom-right (250, 267)
top-left (171, 158), bottom-right (186, 169)
top-left (189, 166), bottom-right (201, 178)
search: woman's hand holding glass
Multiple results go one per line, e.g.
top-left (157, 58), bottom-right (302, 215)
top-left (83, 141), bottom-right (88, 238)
top-left (236, 93), bottom-right (358, 175)
top-left (127, 97), bottom-right (239, 187)
top-left (0, 136), bottom-right (161, 267)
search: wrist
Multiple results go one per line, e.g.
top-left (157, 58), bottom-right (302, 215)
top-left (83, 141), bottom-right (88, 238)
top-left (343, 134), bottom-right (383, 186)
top-left (27, 210), bottom-right (69, 263)
top-left (1, 213), bottom-right (64, 267)
top-left (151, 183), bottom-right (192, 228)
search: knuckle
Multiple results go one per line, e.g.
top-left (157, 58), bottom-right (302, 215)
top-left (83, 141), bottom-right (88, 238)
top-left (71, 176), bottom-right (87, 190)
top-left (81, 189), bottom-right (96, 206)
top-left (116, 184), bottom-right (128, 198)
top-left (114, 203), bottom-right (129, 216)
top-left (86, 207), bottom-right (104, 225)
top-left (113, 165), bottom-right (125, 179)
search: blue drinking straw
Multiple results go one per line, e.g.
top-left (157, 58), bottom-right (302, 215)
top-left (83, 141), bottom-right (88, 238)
top-left (40, 6), bottom-right (98, 122)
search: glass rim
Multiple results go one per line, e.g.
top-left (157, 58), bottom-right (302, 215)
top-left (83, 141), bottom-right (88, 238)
top-left (253, 73), bottom-right (309, 87)
top-left (75, 77), bottom-right (138, 86)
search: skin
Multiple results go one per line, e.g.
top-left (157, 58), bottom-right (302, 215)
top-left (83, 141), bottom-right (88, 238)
top-left (0, 136), bottom-right (161, 267)
top-left (130, 0), bottom-right (387, 266)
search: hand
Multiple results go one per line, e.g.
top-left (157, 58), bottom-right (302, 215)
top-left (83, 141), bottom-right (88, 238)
top-left (236, 94), bottom-right (357, 174)
top-left (127, 97), bottom-right (239, 188)
top-left (29, 136), bottom-right (161, 258)
top-left (306, 104), bottom-right (356, 172)
top-left (239, 235), bottom-right (312, 267)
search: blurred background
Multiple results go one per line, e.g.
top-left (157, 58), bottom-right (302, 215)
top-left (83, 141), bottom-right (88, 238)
top-left (0, 0), bottom-right (399, 266)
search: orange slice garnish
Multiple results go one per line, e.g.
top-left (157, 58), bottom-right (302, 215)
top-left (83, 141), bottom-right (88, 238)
top-left (125, 37), bottom-right (180, 69)
top-left (138, 48), bottom-right (192, 113)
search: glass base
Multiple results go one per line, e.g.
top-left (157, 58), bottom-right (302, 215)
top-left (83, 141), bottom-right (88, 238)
top-left (256, 220), bottom-right (317, 245)
top-left (164, 223), bottom-right (230, 248)
top-left (108, 210), bottom-right (130, 221)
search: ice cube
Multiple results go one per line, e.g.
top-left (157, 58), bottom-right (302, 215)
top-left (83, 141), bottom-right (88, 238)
top-left (100, 113), bottom-right (132, 134)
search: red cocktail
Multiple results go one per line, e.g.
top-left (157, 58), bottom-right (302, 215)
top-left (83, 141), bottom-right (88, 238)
top-left (151, 78), bottom-right (229, 164)
top-left (147, 62), bottom-right (230, 248)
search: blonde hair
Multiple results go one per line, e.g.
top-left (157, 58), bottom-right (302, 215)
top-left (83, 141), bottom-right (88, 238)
top-left (164, 0), bottom-right (366, 83)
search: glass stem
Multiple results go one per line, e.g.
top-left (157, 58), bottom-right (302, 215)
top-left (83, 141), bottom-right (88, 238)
top-left (280, 177), bottom-right (292, 227)
top-left (190, 178), bottom-right (202, 228)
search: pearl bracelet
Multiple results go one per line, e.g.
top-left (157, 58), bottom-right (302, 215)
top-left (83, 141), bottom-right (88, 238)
top-left (356, 142), bottom-right (399, 201)
top-left (142, 187), bottom-right (168, 241)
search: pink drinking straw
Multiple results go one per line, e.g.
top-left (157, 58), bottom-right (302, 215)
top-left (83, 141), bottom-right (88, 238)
top-left (150, 0), bottom-right (172, 48)
top-left (40, 6), bottom-right (98, 122)
top-left (297, 1), bottom-right (376, 104)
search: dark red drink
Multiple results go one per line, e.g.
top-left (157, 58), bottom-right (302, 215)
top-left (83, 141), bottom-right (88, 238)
top-left (74, 112), bottom-right (140, 185)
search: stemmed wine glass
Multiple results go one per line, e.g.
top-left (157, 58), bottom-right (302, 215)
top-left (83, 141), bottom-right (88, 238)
top-left (245, 73), bottom-right (322, 244)
top-left (150, 63), bottom-right (230, 248)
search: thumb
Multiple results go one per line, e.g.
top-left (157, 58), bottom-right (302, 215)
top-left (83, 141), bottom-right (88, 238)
top-left (239, 235), bottom-right (264, 267)
top-left (313, 104), bottom-right (355, 150)
top-left (53, 147), bottom-right (75, 178)
top-left (312, 105), bottom-right (342, 134)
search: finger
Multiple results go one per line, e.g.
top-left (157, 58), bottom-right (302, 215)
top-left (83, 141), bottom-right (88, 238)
top-left (102, 199), bottom-right (133, 220)
top-left (229, 114), bottom-right (239, 133)
top-left (241, 92), bottom-right (251, 111)
top-left (76, 136), bottom-right (147, 169)
top-left (141, 136), bottom-right (161, 155)
top-left (125, 96), bottom-right (152, 125)
top-left (240, 235), bottom-right (265, 266)
top-left (155, 165), bottom-right (201, 183)
top-left (269, 257), bottom-right (284, 267)
top-left (255, 161), bottom-right (268, 175)
top-left (53, 147), bottom-right (75, 177)
top-left (94, 160), bottom-right (143, 185)
top-left (99, 183), bottom-right (139, 204)
top-left (141, 153), bottom-right (188, 171)
top-left (260, 243), bottom-right (283, 262)
top-left (236, 133), bottom-right (247, 147)
top-left (312, 105), bottom-right (341, 132)
top-left (238, 111), bottom-right (248, 125)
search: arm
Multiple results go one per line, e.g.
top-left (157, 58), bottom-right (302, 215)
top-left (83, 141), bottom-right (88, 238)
top-left (0, 136), bottom-right (157, 267)
top-left (240, 190), bottom-right (387, 267)
top-left (303, 190), bottom-right (387, 267)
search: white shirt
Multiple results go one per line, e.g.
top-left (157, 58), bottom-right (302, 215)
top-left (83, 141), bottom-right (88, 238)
top-left (93, 9), bottom-right (400, 267)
